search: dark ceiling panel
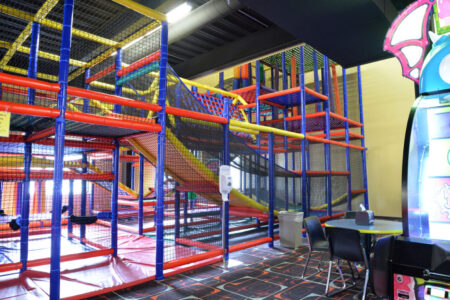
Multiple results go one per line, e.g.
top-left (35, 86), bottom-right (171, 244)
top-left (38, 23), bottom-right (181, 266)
top-left (173, 26), bottom-right (298, 78)
top-left (237, 0), bottom-right (403, 67)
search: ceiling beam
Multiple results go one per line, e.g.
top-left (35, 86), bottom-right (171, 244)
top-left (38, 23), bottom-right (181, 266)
top-left (173, 26), bottom-right (298, 79)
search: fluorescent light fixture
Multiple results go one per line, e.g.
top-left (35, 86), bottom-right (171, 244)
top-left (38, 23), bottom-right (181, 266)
top-left (167, 2), bottom-right (192, 24)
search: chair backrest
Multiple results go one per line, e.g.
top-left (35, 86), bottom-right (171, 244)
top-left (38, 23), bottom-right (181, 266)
top-left (344, 211), bottom-right (357, 219)
top-left (325, 226), bottom-right (368, 264)
top-left (303, 216), bottom-right (326, 249)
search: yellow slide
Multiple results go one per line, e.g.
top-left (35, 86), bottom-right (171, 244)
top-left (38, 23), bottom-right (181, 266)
top-left (127, 129), bottom-right (272, 214)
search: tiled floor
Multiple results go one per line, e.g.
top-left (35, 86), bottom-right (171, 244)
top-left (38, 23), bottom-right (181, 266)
top-left (88, 241), bottom-right (373, 299)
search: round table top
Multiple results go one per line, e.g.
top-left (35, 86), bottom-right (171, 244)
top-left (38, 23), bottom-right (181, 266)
top-left (325, 218), bottom-right (403, 234)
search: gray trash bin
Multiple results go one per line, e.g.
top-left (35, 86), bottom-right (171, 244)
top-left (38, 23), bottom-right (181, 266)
top-left (278, 211), bottom-right (304, 249)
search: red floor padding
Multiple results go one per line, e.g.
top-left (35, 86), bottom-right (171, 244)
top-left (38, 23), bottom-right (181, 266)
top-left (0, 233), bottom-right (204, 299)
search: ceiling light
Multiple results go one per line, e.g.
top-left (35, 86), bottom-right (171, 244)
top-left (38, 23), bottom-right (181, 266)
top-left (167, 2), bottom-right (192, 24)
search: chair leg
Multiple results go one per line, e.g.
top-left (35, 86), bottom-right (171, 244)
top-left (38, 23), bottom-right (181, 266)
top-left (317, 252), bottom-right (324, 271)
top-left (362, 268), bottom-right (370, 300)
top-left (325, 260), bottom-right (332, 296)
top-left (336, 260), bottom-right (346, 289)
top-left (302, 248), bottom-right (311, 278)
top-left (347, 261), bottom-right (355, 281)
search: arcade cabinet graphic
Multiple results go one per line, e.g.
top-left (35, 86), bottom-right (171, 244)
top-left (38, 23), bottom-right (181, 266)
top-left (377, 0), bottom-right (450, 299)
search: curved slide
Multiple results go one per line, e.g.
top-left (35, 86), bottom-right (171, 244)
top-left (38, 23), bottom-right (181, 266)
top-left (127, 129), bottom-right (272, 215)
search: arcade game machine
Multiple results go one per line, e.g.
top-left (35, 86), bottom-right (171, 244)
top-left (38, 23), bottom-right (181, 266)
top-left (373, 0), bottom-right (450, 299)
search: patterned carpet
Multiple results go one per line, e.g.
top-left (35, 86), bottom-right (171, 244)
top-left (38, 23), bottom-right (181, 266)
top-left (87, 241), bottom-right (372, 299)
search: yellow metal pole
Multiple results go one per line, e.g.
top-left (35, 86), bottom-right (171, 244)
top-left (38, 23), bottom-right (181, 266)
top-left (230, 119), bottom-right (305, 139)
top-left (112, 0), bottom-right (167, 22)
top-left (0, 40), bottom-right (85, 67)
top-left (0, 4), bottom-right (118, 47)
top-left (3, 66), bottom-right (58, 82)
top-left (0, 0), bottom-right (59, 69)
top-left (89, 81), bottom-right (142, 95)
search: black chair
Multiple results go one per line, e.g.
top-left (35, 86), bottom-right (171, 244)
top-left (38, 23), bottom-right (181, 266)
top-left (325, 227), bottom-right (370, 299)
top-left (302, 216), bottom-right (329, 278)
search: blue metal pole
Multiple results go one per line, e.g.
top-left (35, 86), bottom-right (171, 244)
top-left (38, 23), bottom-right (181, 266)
top-left (219, 72), bottom-right (224, 90)
top-left (50, 0), bottom-right (74, 298)
top-left (111, 140), bottom-right (119, 255)
top-left (222, 95), bottom-right (230, 262)
top-left (255, 60), bottom-right (261, 203)
top-left (282, 52), bottom-right (287, 90)
top-left (68, 179), bottom-right (74, 239)
top-left (89, 160), bottom-right (95, 213)
top-left (80, 69), bottom-right (90, 236)
top-left (138, 154), bottom-right (144, 235)
top-left (80, 153), bottom-right (87, 242)
top-left (283, 108), bottom-right (288, 210)
top-left (342, 68), bottom-right (352, 211)
top-left (130, 151), bottom-right (135, 191)
top-left (323, 56), bottom-right (332, 217)
top-left (183, 192), bottom-right (188, 229)
top-left (20, 21), bottom-right (40, 273)
top-left (156, 21), bottom-right (168, 281)
top-left (268, 132), bottom-right (275, 247)
top-left (292, 152), bottom-right (296, 205)
top-left (357, 66), bottom-right (369, 209)
top-left (174, 183), bottom-right (180, 240)
top-left (114, 48), bottom-right (122, 113)
top-left (83, 69), bottom-right (90, 113)
top-left (299, 46), bottom-right (308, 217)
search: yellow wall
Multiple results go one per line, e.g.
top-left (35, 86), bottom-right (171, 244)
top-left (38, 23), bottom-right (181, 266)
top-left (361, 58), bottom-right (415, 217)
top-left (195, 57), bottom-right (415, 217)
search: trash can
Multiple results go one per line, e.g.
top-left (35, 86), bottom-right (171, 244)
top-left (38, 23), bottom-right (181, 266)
top-left (278, 211), bottom-right (304, 249)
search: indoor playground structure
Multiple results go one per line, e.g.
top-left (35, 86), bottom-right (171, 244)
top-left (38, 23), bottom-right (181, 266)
top-left (0, 0), bottom-right (368, 299)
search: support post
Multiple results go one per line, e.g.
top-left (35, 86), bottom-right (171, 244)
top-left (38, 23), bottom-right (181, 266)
top-left (111, 140), bottom-right (119, 255)
top-left (322, 56), bottom-right (332, 216)
top-left (114, 48), bottom-right (122, 113)
top-left (21, 21), bottom-right (40, 273)
top-left (89, 160), bottom-right (95, 213)
top-left (80, 152), bottom-right (87, 241)
top-left (255, 60), bottom-right (261, 203)
top-left (174, 183), bottom-right (180, 239)
top-left (219, 71), bottom-right (224, 90)
top-left (299, 46), bottom-right (308, 217)
top-left (183, 192), bottom-right (188, 229)
top-left (268, 132), bottom-right (275, 247)
top-left (283, 107), bottom-right (288, 210)
top-left (138, 154), bottom-right (144, 235)
top-left (342, 68), bottom-right (352, 211)
top-left (50, 0), bottom-right (74, 298)
top-left (222, 95), bottom-right (230, 262)
top-left (130, 151), bottom-right (135, 190)
top-left (82, 67), bottom-right (90, 222)
top-left (68, 179), bottom-right (74, 238)
top-left (358, 66), bottom-right (369, 208)
top-left (155, 21), bottom-right (168, 281)
top-left (83, 69), bottom-right (90, 113)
